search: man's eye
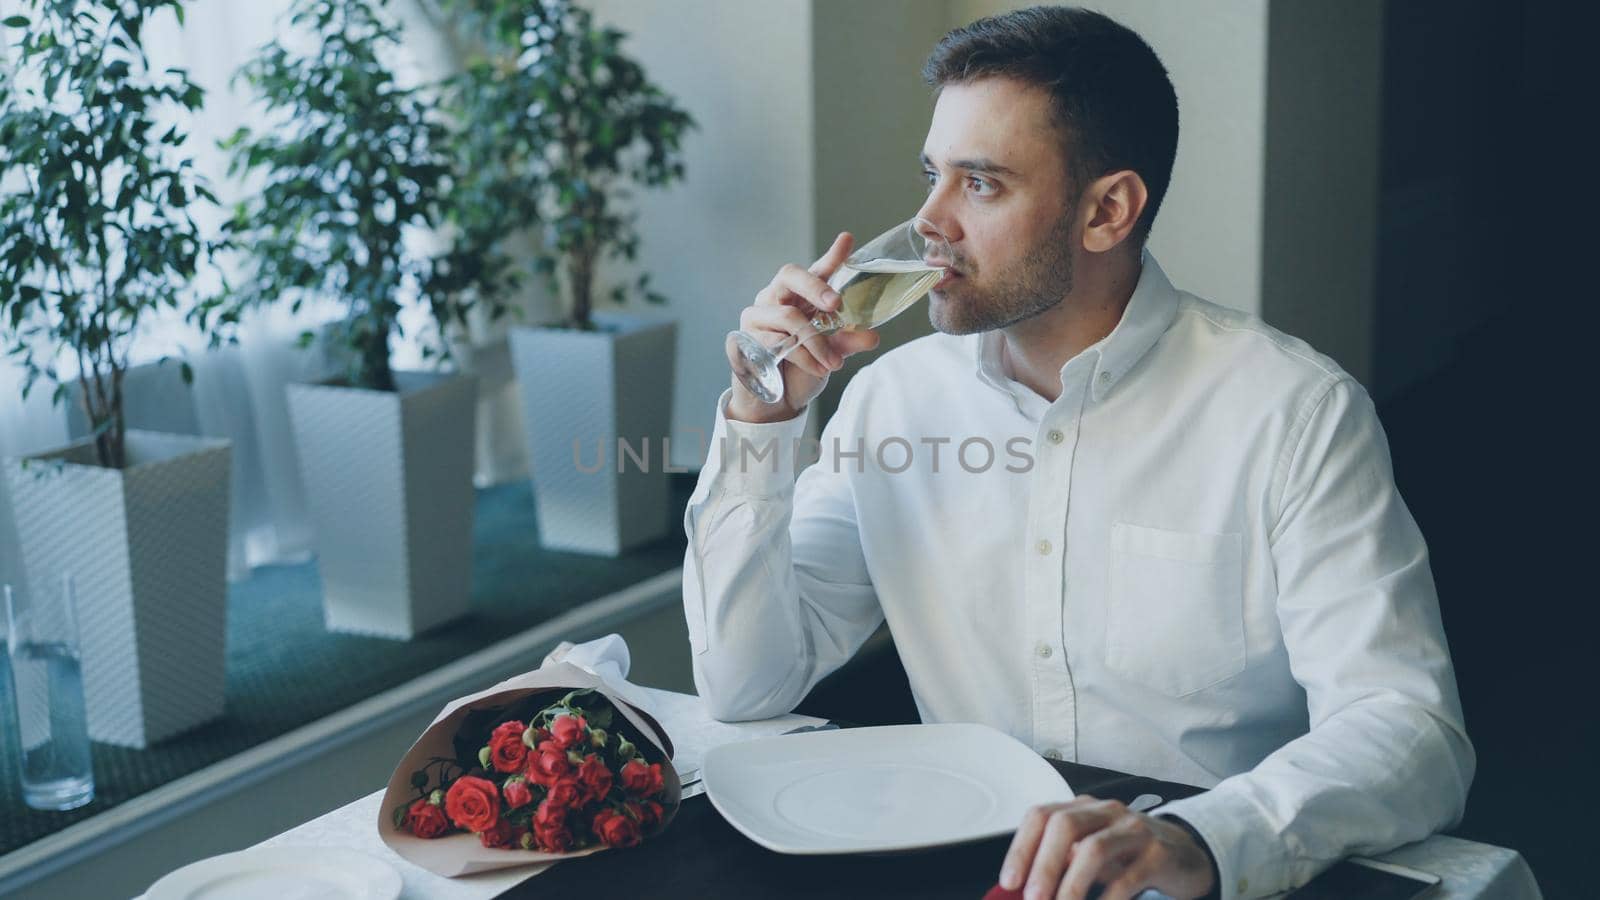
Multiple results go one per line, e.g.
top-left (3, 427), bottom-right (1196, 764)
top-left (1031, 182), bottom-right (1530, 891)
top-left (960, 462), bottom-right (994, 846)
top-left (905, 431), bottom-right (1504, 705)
top-left (967, 176), bottom-right (994, 195)
top-left (922, 170), bottom-right (938, 188)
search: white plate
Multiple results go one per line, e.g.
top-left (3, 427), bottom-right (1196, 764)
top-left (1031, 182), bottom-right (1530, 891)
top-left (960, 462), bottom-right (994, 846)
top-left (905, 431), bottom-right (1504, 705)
top-left (702, 722), bottom-right (1073, 855)
top-left (146, 846), bottom-right (402, 900)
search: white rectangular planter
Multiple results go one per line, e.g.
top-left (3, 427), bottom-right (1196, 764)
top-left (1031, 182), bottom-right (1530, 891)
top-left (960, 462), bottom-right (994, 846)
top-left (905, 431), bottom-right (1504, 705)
top-left (286, 371), bottom-right (478, 639)
top-left (510, 314), bottom-right (677, 556)
top-left (3, 431), bottom-right (232, 749)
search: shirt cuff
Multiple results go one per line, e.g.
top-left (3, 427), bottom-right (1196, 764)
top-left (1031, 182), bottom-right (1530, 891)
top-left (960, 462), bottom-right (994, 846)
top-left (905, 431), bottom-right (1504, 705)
top-left (1156, 787), bottom-right (1296, 900)
top-left (1156, 814), bottom-right (1220, 900)
top-left (707, 388), bottom-right (812, 496)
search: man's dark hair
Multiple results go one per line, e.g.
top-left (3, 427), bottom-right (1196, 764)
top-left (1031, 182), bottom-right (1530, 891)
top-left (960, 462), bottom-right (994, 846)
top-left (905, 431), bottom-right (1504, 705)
top-left (923, 5), bottom-right (1179, 241)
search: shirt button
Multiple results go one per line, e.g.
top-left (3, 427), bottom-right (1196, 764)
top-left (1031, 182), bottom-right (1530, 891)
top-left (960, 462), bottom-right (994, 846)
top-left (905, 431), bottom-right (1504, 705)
top-left (1047, 429), bottom-right (1064, 444)
top-left (1043, 748), bottom-right (1063, 760)
top-left (1036, 539), bottom-right (1052, 555)
top-left (1036, 642), bottom-right (1053, 659)
top-left (1099, 371), bottom-right (1112, 382)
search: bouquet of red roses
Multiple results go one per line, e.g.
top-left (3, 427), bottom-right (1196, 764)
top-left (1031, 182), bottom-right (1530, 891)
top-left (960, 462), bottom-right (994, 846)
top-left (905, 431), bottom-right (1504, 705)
top-left (378, 653), bottom-right (679, 877)
top-left (393, 687), bottom-right (670, 853)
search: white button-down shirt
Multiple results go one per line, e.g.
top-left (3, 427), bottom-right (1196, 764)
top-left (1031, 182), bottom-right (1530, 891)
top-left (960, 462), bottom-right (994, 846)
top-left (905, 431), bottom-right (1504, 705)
top-left (682, 253), bottom-right (1473, 899)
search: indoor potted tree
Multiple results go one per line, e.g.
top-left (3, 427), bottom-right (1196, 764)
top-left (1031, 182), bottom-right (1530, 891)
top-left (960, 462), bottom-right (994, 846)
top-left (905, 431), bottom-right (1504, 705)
top-left (0, 0), bottom-right (232, 748)
top-left (440, 0), bottom-right (693, 556)
top-left (222, 0), bottom-right (507, 639)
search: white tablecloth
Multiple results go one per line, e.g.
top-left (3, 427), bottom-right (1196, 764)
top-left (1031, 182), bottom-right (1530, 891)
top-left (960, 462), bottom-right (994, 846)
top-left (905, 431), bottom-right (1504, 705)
top-left (179, 688), bottom-right (1538, 900)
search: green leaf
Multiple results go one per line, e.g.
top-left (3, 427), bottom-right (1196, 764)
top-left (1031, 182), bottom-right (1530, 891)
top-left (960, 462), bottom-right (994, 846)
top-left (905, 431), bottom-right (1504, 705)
top-left (0, 0), bottom-right (235, 440)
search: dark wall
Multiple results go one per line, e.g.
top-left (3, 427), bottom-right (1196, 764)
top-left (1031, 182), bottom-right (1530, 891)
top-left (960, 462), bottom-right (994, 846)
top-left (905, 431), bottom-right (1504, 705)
top-left (1374, 0), bottom-right (1513, 402)
top-left (1374, 1), bottom-right (1584, 895)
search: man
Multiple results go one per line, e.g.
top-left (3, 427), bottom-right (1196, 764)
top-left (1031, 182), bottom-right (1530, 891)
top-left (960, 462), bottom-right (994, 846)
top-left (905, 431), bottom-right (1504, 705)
top-left (682, 6), bottom-right (1473, 900)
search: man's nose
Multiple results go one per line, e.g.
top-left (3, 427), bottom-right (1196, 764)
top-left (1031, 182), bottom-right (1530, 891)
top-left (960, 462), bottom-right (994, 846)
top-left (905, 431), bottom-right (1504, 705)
top-left (914, 185), bottom-right (962, 247)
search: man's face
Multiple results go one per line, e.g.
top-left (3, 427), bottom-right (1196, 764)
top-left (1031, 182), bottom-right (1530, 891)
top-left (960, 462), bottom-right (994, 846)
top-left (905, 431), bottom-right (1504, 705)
top-left (916, 77), bottom-right (1079, 335)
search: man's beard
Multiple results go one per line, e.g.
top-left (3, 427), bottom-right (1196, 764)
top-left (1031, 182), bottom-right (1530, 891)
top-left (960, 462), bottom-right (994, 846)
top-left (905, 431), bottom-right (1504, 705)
top-left (927, 210), bottom-right (1075, 336)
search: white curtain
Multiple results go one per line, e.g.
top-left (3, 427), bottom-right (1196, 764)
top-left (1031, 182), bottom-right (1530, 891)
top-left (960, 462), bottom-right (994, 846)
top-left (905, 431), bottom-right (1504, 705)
top-left (0, 0), bottom-right (539, 590)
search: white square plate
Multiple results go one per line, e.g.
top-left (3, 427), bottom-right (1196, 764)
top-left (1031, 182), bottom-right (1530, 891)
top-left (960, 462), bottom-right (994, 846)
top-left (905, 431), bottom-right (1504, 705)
top-left (702, 722), bottom-right (1073, 855)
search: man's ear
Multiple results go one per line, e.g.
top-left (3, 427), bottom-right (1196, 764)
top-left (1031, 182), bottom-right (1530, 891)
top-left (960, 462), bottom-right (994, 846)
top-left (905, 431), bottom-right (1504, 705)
top-left (1080, 170), bottom-right (1149, 253)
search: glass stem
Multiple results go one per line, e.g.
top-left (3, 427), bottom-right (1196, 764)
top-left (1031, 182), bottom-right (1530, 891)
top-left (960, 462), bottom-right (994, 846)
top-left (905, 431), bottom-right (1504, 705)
top-left (770, 311), bottom-right (843, 364)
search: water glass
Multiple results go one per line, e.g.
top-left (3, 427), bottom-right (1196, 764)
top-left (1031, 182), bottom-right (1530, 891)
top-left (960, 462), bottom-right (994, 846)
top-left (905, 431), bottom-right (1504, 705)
top-left (3, 576), bottom-right (95, 811)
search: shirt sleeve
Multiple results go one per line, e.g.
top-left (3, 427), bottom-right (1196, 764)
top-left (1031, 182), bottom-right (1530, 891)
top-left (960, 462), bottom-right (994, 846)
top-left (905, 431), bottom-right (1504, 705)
top-left (1156, 377), bottom-right (1475, 900)
top-left (682, 378), bottom-right (884, 722)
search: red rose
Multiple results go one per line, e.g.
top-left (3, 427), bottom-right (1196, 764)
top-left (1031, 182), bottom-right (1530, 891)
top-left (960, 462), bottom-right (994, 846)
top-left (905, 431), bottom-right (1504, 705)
top-left (577, 754), bottom-right (613, 803)
top-left (444, 775), bottom-right (501, 833)
top-left (546, 776), bottom-right (583, 810)
top-left (479, 819), bottom-right (515, 849)
top-left (550, 714), bottom-right (588, 749)
top-left (534, 797), bottom-right (568, 829)
top-left (535, 819), bottom-right (574, 853)
top-left (503, 778), bottom-right (534, 810)
top-left (533, 798), bottom-right (574, 852)
top-left (631, 799), bottom-right (664, 830)
top-left (593, 807), bottom-right (642, 848)
top-left (488, 720), bottom-right (529, 773)
top-left (528, 742), bottom-right (572, 783)
top-left (406, 798), bottom-right (450, 839)
top-left (619, 759), bottom-right (665, 797)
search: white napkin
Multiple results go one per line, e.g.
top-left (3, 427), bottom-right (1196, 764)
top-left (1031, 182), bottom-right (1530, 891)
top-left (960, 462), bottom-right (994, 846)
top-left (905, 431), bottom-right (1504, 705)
top-left (539, 633), bottom-right (652, 713)
top-left (541, 632), bottom-right (629, 679)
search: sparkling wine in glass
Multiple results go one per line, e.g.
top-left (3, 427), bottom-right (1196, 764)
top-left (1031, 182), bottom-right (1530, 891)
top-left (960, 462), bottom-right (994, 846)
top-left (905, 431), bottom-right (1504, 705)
top-left (727, 217), bottom-right (951, 404)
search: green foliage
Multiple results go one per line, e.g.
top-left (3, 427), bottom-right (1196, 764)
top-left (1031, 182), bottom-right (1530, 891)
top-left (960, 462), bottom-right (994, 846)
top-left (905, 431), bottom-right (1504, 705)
top-left (439, 0), bottom-right (693, 330)
top-left (0, 0), bottom-right (225, 469)
top-left (450, 687), bottom-right (650, 776)
top-left (219, 0), bottom-right (475, 392)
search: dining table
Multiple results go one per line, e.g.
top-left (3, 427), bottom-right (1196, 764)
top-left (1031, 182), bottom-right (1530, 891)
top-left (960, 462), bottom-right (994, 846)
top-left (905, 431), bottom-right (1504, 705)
top-left (218, 686), bottom-right (1540, 900)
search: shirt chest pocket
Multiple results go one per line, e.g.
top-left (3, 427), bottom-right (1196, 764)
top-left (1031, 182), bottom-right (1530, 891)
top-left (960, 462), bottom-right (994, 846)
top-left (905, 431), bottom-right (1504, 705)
top-left (1104, 523), bottom-right (1246, 697)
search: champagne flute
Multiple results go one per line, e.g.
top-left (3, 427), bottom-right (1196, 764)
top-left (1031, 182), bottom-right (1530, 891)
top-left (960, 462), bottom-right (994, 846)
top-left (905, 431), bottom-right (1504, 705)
top-left (726, 217), bottom-right (952, 404)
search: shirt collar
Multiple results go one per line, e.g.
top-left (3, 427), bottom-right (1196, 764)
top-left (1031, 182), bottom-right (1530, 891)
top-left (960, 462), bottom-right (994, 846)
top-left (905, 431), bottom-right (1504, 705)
top-left (974, 249), bottom-right (1181, 404)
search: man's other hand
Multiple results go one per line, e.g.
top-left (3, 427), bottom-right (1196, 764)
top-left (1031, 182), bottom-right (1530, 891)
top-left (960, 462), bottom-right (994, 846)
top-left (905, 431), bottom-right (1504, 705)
top-left (998, 796), bottom-right (1217, 900)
